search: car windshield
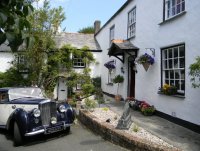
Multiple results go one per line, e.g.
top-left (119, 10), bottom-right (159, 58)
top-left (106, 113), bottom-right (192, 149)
top-left (8, 88), bottom-right (45, 101)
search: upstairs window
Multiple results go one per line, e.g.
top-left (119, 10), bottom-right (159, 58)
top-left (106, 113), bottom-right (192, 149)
top-left (73, 55), bottom-right (85, 68)
top-left (165, 0), bottom-right (185, 19)
top-left (110, 25), bottom-right (115, 45)
top-left (161, 44), bottom-right (185, 95)
top-left (127, 7), bottom-right (136, 39)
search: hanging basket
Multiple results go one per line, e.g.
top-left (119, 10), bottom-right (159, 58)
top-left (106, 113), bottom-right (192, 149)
top-left (142, 63), bottom-right (150, 71)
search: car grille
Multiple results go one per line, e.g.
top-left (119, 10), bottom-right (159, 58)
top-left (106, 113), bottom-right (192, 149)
top-left (39, 101), bottom-right (57, 125)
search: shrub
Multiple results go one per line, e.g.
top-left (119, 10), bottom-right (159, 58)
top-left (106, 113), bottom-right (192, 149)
top-left (85, 98), bottom-right (96, 110)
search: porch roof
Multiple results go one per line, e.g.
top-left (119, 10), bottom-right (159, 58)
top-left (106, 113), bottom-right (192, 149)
top-left (108, 40), bottom-right (139, 63)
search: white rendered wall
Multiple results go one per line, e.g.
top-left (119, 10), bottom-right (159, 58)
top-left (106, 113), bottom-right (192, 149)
top-left (96, 0), bottom-right (200, 125)
top-left (0, 52), bottom-right (14, 72)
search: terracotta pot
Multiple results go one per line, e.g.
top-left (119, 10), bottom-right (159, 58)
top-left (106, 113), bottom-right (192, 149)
top-left (115, 95), bottom-right (121, 102)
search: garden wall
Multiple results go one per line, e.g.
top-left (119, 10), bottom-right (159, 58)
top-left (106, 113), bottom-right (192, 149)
top-left (78, 109), bottom-right (181, 151)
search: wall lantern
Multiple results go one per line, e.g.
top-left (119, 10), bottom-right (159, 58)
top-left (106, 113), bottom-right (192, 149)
top-left (121, 67), bottom-right (125, 74)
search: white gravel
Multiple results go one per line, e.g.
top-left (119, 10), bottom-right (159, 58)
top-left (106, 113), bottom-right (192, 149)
top-left (91, 107), bottom-right (175, 148)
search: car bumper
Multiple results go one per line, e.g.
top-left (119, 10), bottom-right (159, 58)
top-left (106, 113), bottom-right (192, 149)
top-left (25, 122), bottom-right (72, 136)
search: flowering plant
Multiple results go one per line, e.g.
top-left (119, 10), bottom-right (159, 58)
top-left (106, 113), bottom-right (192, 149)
top-left (104, 61), bottom-right (115, 69)
top-left (140, 101), bottom-right (155, 116)
top-left (160, 84), bottom-right (177, 95)
top-left (137, 53), bottom-right (154, 65)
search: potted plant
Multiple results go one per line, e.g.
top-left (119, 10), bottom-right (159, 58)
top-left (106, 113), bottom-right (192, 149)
top-left (113, 74), bottom-right (124, 101)
top-left (140, 101), bottom-right (155, 116)
top-left (160, 83), bottom-right (177, 95)
top-left (137, 53), bottom-right (154, 71)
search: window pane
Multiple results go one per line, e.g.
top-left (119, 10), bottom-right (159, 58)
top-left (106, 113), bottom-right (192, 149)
top-left (165, 71), bottom-right (169, 79)
top-left (170, 70), bottom-right (174, 79)
top-left (165, 80), bottom-right (169, 84)
top-left (175, 70), bottom-right (179, 79)
top-left (175, 80), bottom-right (180, 89)
top-left (174, 58), bottom-right (178, 68)
top-left (182, 1), bottom-right (185, 11)
top-left (174, 47), bottom-right (178, 58)
top-left (180, 58), bottom-right (185, 68)
top-left (169, 49), bottom-right (173, 58)
top-left (177, 4), bottom-right (181, 14)
top-left (170, 80), bottom-right (174, 85)
top-left (181, 70), bottom-right (185, 79)
top-left (179, 46), bottom-right (185, 57)
top-left (181, 80), bottom-right (185, 90)
top-left (169, 59), bottom-right (173, 68)
top-left (164, 49), bottom-right (168, 59)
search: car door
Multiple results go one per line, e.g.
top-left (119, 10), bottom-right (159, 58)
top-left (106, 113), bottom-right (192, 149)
top-left (0, 102), bottom-right (15, 126)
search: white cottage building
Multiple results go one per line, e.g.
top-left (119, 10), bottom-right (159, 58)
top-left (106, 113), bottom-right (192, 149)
top-left (0, 31), bottom-right (102, 101)
top-left (95, 0), bottom-right (200, 132)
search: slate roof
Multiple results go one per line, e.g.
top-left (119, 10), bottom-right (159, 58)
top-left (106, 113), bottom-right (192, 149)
top-left (54, 32), bottom-right (101, 50)
top-left (0, 32), bottom-right (101, 52)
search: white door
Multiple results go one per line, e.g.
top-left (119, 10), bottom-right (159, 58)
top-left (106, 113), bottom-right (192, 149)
top-left (58, 78), bottom-right (68, 101)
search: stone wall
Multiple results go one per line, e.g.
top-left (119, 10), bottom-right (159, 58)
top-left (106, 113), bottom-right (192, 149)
top-left (78, 109), bottom-right (181, 151)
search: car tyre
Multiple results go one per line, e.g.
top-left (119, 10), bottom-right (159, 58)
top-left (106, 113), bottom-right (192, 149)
top-left (65, 126), bottom-right (70, 134)
top-left (14, 122), bottom-right (23, 146)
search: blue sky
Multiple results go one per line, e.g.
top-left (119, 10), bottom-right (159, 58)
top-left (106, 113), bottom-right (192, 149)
top-left (38, 0), bottom-right (127, 32)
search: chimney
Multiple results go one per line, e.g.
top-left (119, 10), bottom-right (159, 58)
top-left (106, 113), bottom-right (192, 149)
top-left (94, 20), bottom-right (101, 34)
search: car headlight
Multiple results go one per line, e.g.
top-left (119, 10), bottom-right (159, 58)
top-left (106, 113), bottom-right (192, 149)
top-left (33, 108), bottom-right (41, 117)
top-left (59, 105), bottom-right (67, 112)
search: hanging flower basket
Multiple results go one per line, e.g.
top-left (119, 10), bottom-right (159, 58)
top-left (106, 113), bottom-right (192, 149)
top-left (136, 53), bottom-right (154, 72)
top-left (142, 62), bottom-right (151, 71)
top-left (104, 60), bottom-right (116, 71)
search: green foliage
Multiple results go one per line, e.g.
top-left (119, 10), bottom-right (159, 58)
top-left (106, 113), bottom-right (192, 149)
top-left (0, 0), bottom-right (34, 51)
top-left (84, 98), bottom-right (96, 110)
top-left (113, 75), bottom-right (124, 84)
top-left (82, 83), bottom-right (94, 97)
top-left (101, 107), bottom-right (109, 112)
top-left (189, 56), bottom-right (200, 88)
top-left (78, 26), bottom-right (94, 34)
top-left (132, 124), bottom-right (139, 132)
top-left (113, 74), bottom-right (124, 95)
top-left (0, 68), bottom-right (30, 88)
top-left (92, 76), bottom-right (101, 88)
top-left (68, 100), bottom-right (76, 108)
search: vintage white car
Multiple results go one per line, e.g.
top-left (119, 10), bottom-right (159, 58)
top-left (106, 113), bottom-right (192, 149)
top-left (0, 87), bottom-right (75, 146)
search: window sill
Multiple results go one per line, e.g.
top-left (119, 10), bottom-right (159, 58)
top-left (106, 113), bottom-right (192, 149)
top-left (106, 83), bottom-right (113, 86)
top-left (73, 66), bottom-right (86, 69)
top-left (127, 35), bottom-right (135, 41)
top-left (159, 11), bottom-right (187, 25)
top-left (157, 91), bottom-right (185, 99)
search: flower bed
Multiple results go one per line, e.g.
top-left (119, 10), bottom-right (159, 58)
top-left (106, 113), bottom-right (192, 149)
top-left (78, 108), bottom-right (181, 151)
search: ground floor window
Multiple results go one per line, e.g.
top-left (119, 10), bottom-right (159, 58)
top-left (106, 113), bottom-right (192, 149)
top-left (161, 44), bottom-right (185, 95)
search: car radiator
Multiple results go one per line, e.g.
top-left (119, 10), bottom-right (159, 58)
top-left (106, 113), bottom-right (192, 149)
top-left (39, 102), bottom-right (57, 125)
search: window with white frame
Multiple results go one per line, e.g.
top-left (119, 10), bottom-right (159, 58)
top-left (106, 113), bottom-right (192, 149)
top-left (17, 54), bottom-right (28, 73)
top-left (127, 7), bottom-right (136, 39)
top-left (161, 44), bottom-right (185, 95)
top-left (110, 25), bottom-right (115, 44)
top-left (73, 55), bottom-right (85, 68)
top-left (165, 0), bottom-right (185, 19)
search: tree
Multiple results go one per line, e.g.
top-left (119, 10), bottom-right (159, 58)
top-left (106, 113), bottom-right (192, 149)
top-left (189, 56), bottom-right (200, 88)
top-left (0, 0), bottom-right (34, 51)
top-left (78, 26), bottom-right (94, 34)
top-left (25, 0), bottom-right (65, 88)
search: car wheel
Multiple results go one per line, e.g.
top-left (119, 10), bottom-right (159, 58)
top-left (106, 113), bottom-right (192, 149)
top-left (14, 122), bottom-right (23, 146)
top-left (65, 126), bottom-right (70, 134)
